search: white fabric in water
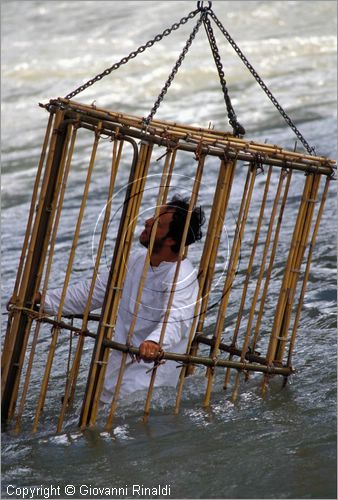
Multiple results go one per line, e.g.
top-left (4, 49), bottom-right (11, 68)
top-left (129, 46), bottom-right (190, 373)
top-left (44, 248), bottom-right (199, 401)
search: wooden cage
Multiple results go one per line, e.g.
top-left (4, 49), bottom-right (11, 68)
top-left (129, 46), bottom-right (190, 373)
top-left (1, 98), bottom-right (335, 433)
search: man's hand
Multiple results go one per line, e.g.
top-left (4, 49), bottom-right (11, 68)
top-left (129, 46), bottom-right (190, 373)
top-left (137, 340), bottom-right (161, 363)
top-left (6, 292), bottom-right (41, 312)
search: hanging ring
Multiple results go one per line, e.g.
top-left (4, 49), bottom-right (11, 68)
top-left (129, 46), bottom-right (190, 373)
top-left (197, 1), bottom-right (212, 11)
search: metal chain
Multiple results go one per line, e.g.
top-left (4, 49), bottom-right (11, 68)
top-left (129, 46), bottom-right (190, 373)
top-left (63, 1), bottom-right (315, 156)
top-left (64, 8), bottom-right (200, 101)
top-left (209, 10), bottom-right (316, 155)
top-left (203, 16), bottom-right (245, 137)
top-left (143, 11), bottom-right (206, 126)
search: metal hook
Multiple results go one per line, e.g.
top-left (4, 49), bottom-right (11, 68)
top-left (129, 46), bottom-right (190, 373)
top-left (197, 1), bottom-right (212, 11)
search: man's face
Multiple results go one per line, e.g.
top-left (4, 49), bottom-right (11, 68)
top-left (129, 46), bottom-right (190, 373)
top-left (139, 206), bottom-right (175, 253)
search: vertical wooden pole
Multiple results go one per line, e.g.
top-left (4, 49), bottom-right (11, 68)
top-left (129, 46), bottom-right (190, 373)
top-left (56, 139), bottom-right (124, 433)
top-left (1, 111), bottom-right (68, 423)
top-left (105, 149), bottom-right (175, 430)
top-left (79, 141), bottom-right (153, 429)
top-left (174, 158), bottom-right (236, 414)
top-left (88, 142), bottom-right (154, 427)
top-left (32, 123), bottom-right (102, 432)
top-left (250, 169), bottom-right (292, 354)
top-left (56, 136), bottom-right (123, 429)
top-left (265, 174), bottom-right (318, 365)
top-left (143, 154), bottom-right (206, 422)
top-left (273, 173), bottom-right (321, 364)
top-left (203, 163), bottom-right (257, 408)
top-left (223, 166), bottom-right (272, 394)
top-left (186, 157), bottom-right (237, 375)
top-left (260, 173), bottom-right (318, 394)
top-left (9, 117), bottom-right (72, 418)
top-left (12, 113), bottom-right (54, 300)
top-left (14, 123), bottom-right (79, 432)
top-left (286, 176), bottom-right (329, 368)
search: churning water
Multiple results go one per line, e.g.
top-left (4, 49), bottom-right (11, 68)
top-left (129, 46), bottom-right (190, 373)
top-left (1, 1), bottom-right (337, 499)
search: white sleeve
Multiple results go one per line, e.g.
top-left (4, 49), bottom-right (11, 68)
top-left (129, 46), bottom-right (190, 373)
top-left (145, 278), bottom-right (199, 350)
top-left (43, 273), bottom-right (109, 316)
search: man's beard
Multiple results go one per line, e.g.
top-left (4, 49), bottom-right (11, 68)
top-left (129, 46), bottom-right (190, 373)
top-left (140, 233), bottom-right (167, 254)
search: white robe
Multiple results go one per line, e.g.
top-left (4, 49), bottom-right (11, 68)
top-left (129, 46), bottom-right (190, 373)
top-left (44, 249), bottom-right (199, 402)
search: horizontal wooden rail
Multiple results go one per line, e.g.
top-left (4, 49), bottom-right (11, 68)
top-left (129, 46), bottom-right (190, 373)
top-left (194, 334), bottom-right (270, 366)
top-left (7, 307), bottom-right (293, 377)
top-left (42, 99), bottom-right (336, 177)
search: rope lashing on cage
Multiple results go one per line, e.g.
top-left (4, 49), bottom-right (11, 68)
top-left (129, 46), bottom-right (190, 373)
top-left (145, 351), bottom-right (166, 375)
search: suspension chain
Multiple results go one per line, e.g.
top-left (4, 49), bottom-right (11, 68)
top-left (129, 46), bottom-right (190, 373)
top-left (64, 8), bottom-right (200, 101)
top-left (209, 10), bottom-right (316, 155)
top-left (143, 11), bottom-right (206, 126)
top-left (63, 1), bottom-right (316, 155)
top-left (203, 16), bottom-right (245, 137)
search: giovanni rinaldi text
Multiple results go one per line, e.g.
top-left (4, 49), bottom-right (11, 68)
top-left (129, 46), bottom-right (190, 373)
top-left (6, 483), bottom-right (172, 498)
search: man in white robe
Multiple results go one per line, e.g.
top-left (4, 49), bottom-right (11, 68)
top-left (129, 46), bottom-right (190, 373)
top-left (35, 196), bottom-right (205, 401)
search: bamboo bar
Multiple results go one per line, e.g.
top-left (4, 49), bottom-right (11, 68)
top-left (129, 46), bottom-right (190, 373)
top-left (260, 174), bottom-right (316, 394)
top-left (233, 169), bottom-right (289, 376)
top-left (186, 157), bottom-right (237, 372)
top-left (273, 174), bottom-right (321, 364)
top-left (286, 177), bottom-right (330, 368)
top-left (143, 154), bottom-right (206, 422)
top-left (224, 166), bottom-right (272, 389)
top-left (265, 174), bottom-right (317, 366)
top-left (174, 158), bottom-right (236, 413)
top-left (56, 138), bottom-right (124, 433)
top-left (14, 123), bottom-right (79, 432)
top-left (104, 340), bottom-right (292, 376)
top-left (250, 169), bottom-right (293, 355)
top-left (2, 111), bottom-right (63, 398)
top-left (79, 141), bottom-right (153, 428)
top-left (223, 165), bottom-right (272, 393)
top-left (78, 144), bottom-right (145, 427)
top-left (32, 123), bottom-right (102, 432)
top-left (89, 143), bottom-right (154, 424)
top-left (203, 163), bottom-right (257, 407)
top-left (49, 98), bottom-right (336, 174)
top-left (196, 159), bottom-right (236, 330)
top-left (10, 118), bottom-right (74, 421)
top-left (10, 120), bottom-right (74, 419)
top-left (66, 138), bottom-right (125, 406)
top-left (75, 117), bottom-right (334, 176)
top-left (88, 143), bottom-right (155, 426)
top-left (76, 117), bottom-right (334, 177)
top-left (1, 111), bottom-right (69, 422)
top-left (105, 148), bottom-right (175, 430)
top-left (206, 162), bottom-right (252, 371)
top-left (5, 308), bottom-right (293, 377)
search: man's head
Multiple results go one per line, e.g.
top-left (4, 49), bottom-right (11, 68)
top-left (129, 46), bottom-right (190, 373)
top-left (139, 195), bottom-right (205, 255)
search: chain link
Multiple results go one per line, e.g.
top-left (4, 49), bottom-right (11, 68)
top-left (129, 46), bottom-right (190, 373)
top-left (209, 10), bottom-right (316, 155)
top-left (143, 12), bottom-right (206, 126)
top-left (64, 8), bottom-right (200, 101)
top-left (203, 16), bottom-right (245, 137)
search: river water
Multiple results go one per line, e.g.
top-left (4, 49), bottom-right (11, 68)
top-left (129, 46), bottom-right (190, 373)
top-left (1, 1), bottom-right (337, 499)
